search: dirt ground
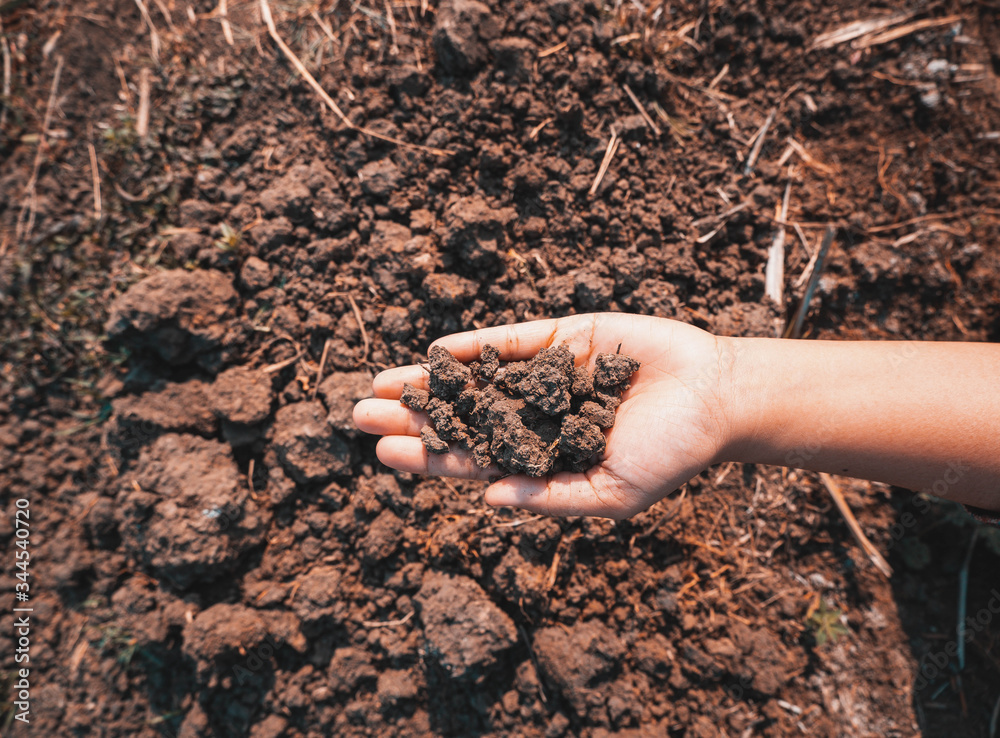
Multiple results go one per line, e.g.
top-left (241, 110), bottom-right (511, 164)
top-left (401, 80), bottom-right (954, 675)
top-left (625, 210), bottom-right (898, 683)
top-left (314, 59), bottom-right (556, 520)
top-left (2, 0), bottom-right (1000, 736)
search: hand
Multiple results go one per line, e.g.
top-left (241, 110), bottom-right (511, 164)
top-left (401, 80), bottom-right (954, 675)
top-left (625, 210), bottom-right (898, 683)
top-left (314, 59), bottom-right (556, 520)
top-left (353, 313), bottom-right (736, 519)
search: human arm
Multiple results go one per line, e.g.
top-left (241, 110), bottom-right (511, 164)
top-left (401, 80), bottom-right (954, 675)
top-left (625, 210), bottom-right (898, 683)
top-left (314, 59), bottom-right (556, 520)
top-left (353, 314), bottom-right (1000, 519)
top-left (723, 336), bottom-right (1000, 512)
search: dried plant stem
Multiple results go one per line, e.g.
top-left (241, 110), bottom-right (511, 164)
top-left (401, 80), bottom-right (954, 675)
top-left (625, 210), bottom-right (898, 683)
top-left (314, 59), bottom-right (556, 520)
top-left (810, 10), bottom-right (918, 50)
top-left (311, 9), bottom-right (340, 47)
top-left (348, 295), bottom-right (370, 364)
top-left (136, 67), bottom-right (151, 138)
top-left (312, 338), bottom-right (332, 400)
top-left (764, 180), bottom-right (791, 307)
top-left (134, 0), bottom-right (161, 63)
top-left (623, 84), bottom-right (661, 137)
top-left (743, 107), bottom-right (775, 175)
top-left (787, 225), bottom-right (834, 339)
top-left (151, 0), bottom-right (177, 33)
top-left (384, 0), bottom-right (399, 55)
top-left (589, 129), bottom-right (620, 197)
top-left (262, 350), bottom-right (304, 374)
top-left (259, 0), bottom-right (447, 156)
top-left (1, 37), bottom-right (11, 136)
top-left (87, 140), bottom-right (102, 219)
top-left (363, 611), bottom-right (414, 629)
top-left (818, 473), bottom-right (892, 578)
top-left (219, 0), bottom-right (235, 46)
top-left (856, 15), bottom-right (964, 50)
top-left (786, 137), bottom-right (835, 176)
top-left (16, 55), bottom-right (63, 245)
top-left (537, 41), bottom-right (566, 58)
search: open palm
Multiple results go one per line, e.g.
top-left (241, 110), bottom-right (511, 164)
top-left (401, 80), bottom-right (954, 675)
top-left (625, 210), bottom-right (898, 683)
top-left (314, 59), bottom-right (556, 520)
top-left (353, 313), bottom-right (735, 519)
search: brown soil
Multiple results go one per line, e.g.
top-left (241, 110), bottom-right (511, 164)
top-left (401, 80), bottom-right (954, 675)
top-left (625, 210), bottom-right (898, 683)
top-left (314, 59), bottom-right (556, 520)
top-left (2, 0), bottom-right (1000, 736)
top-left (408, 343), bottom-right (637, 475)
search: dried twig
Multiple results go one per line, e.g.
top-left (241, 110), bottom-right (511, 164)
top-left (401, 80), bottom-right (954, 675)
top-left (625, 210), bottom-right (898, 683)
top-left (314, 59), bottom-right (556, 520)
top-left (611, 32), bottom-right (640, 46)
top-left (818, 473), bottom-right (892, 578)
top-left (114, 182), bottom-right (151, 203)
top-left (787, 225), bottom-right (834, 338)
top-left (589, 128), bottom-right (620, 197)
top-left (792, 222), bottom-right (811, 258)
top-left (651, 102), bottom-right (695, 146)
top-left (743, 107), bottom-right (775, 175)
top-left (384, 0), bottom-right (399, 56)
top-left (362, 611), bottom-right (414, 629)
top-left (136, 67), bottom-right (151, 139)
top-left (786, 137), bottom-right (835, 176)
top-left (134, 0), bottom-right (161, 64)
top-left (481, 514), bottom-right (544, 531)
top-left (113, 57), bottom-right (133, 113)
top-left (855, 14), bottom-right (963, 50)
top-left (775, 142), bottom-right (795, 168)
top-left (623, 84), bottom-right (661, 137)
top-left (347, 295), bottom-right (370, 365)
top-left (765, 180), bottom-right (791, 307)
top-left (1, 37), bottom-right (11, 136)
top-left (694, 202), bottom-right (749, 244)
top-left (544, 550), bottom-right (561, 590)
top-left (538, 41), bottom-right (567, 58)
top-left (259, 0), bottom-right (447, 155)
top-left (707, 63), bottom-right (729, 90)
top-left (262, 349), bottom-right (304, 374)
top-left (810, 10), bottom-right (918, 50)
top-left (151, 0), bottom-right (177, 33)
top-left (793, 236), bottom-right (820, 290)
top-left (312, 338), bottom-right (332, 400)
top-left (87, 140), bottom-right (102, 219)
top-left (42, 30), bottom-right (60, 59)
top-left (528, 117), bottom-right (552, 140)
top-left (311, 9), bottom-right (338, 46)
top-left (219, 0), bottom-right (235, 46)
top-left (16, 55), bottom-right (63, 244)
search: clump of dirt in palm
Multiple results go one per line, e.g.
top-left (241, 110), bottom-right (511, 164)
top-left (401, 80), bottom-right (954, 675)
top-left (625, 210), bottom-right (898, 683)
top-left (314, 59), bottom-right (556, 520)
top-left (401, 344), bottom-right (639, 476)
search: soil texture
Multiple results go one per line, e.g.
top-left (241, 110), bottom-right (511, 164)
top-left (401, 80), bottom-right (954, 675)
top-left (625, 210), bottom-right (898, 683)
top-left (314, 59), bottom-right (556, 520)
top-left (1, 0), bottom-right (1000, 736)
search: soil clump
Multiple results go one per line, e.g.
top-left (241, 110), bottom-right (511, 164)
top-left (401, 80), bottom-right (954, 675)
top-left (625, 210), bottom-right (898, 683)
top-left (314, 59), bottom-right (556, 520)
top-left (404, 344), bottom-right (638, 476)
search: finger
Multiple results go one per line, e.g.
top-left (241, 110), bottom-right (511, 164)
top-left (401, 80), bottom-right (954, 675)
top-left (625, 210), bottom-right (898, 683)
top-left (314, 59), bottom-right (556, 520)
top-left (353, 399), bottom-right (427, 437)
top-left (431, 318), bottom-right (564, 363)
top-left (372, 365), bottom-right (430, 399)
top-left (485, 469), bottom-right (634, 519)
top-left (375, 436), bottom-right (497, 480)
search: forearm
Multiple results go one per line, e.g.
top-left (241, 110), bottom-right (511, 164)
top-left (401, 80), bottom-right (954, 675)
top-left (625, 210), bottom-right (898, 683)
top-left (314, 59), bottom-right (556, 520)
top-left (722, 337), bottom-right (1000, 510)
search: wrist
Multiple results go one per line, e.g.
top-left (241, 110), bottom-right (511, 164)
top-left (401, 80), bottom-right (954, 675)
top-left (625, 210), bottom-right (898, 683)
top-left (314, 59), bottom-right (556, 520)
top-left (714, 336), bottom-right (774, 465)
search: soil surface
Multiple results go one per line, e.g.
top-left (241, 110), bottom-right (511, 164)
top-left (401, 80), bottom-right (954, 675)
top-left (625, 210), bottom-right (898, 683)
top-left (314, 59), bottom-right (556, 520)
top-left (408, 343), bottom-right (637, 475)
top-left (2, 0), bottom-right (1000, 737)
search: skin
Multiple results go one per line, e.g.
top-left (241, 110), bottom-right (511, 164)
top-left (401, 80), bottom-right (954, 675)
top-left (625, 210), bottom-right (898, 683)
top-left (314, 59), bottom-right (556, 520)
top-left (353, 313), bottom-right (1000, 520)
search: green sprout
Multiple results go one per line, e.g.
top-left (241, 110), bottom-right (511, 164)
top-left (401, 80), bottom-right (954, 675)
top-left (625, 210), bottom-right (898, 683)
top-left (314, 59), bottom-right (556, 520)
top-left (806, 598), bottom-right (849, 646)
top-left (102, 115), bottom-right (139, 155)
top-left (96, 626), bottom-right (140, 669)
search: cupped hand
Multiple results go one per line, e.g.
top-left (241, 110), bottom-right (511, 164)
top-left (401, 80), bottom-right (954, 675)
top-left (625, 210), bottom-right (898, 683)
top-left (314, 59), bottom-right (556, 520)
top-left (353, 313), bottom-right (736, 519)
